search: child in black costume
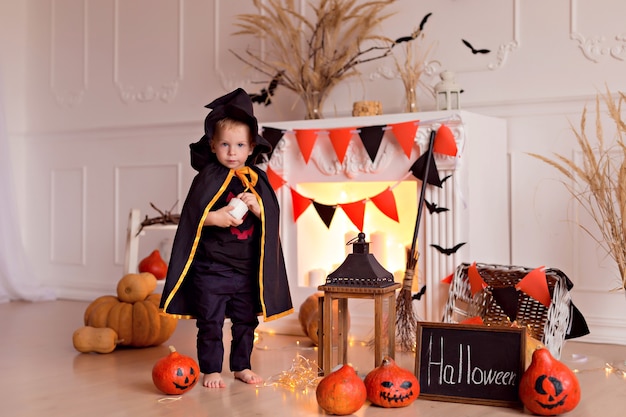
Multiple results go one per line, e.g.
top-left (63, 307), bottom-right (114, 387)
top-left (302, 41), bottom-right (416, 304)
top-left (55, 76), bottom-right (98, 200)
top-left (160, 88), bottom-right (293, 388)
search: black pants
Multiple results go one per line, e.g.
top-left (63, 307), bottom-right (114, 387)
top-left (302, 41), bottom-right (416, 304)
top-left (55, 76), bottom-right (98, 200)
top-left (190, 261), bottom-right (259, 374)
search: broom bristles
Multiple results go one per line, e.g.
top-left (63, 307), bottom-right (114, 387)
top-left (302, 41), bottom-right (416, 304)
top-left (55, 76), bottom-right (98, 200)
top-left (395, 265), bottom-right (418, 351)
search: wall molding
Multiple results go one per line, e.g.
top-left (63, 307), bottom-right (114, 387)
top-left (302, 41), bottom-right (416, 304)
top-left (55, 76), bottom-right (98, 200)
top-left (570, 0), bottom-right (626, 62)
top-left (50, 0), bottom-right (88, 107)
top-left (49, 166), bottom-right (87, 265)
top-left (113, 0), bottom-right (184, 103)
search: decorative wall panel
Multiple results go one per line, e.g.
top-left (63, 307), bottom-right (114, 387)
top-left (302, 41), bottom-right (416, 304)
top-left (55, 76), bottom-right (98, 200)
top-left (113, 0), bottom-right (183, 102)
top-left (570, 0), bottom-right (626, 62)
top-left (50, 0), bottom-right (87, 106)
top-left (50, 167), bottom-right (86, 265)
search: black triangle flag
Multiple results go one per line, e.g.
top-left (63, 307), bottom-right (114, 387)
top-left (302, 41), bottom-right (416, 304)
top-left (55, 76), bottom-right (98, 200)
top-left (313, 201), bottom-right (336, 228)
top-left (409, 148), bottom-right (442, 187)
top-left (261, 126), bottom-right (285, 161)
top-left (358, 125), bottom-right (386, 162)
top-left (491, 287), bottom-right (520, 322)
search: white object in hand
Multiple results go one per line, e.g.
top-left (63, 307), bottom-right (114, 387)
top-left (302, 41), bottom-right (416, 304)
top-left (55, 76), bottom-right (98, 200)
top-left (227, 197), bottom-right (248, 220)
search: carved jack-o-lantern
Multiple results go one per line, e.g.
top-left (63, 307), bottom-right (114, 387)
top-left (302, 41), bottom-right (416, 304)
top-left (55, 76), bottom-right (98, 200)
top-left (152, 345), bottom-right (200, 395)
top-left (364, 356), bottom-right (420, 408)
top-left (519, 348), bottom-right (581, 415)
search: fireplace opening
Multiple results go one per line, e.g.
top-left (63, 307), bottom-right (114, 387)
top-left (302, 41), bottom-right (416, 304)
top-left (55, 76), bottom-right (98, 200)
top-left (292, 180), bottom-right (420, 289)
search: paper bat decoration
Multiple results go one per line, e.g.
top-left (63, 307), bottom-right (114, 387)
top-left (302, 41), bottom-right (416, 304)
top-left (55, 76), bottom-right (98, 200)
top-left (431, 242), bottom-right (466, 255)
top-left (249, 72), bottom-right (282, 106)
top-left (462, 39), bottom-right (491, 55)
top-left (394, 13), bottom-right (432, 44)
top-left (412, 285), bottom-right (427, 300)
top-left (425, 199), bottom-right (449, 214)
top-left (419, 12), bottom-right (432, 31)
top-left (441, 174), bottom-right (452, 184)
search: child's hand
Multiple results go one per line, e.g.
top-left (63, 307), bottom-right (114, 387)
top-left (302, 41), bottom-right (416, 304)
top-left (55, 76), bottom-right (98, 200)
top-left (203, 206), bottom-right (244, 227)
top-left (237, 192), bottom-right (261, 218)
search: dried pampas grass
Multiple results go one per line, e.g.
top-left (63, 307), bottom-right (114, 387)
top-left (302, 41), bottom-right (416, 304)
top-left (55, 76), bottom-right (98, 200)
top-left (394, 35), bottom-right (435, 112)
top-left (529, 88), bottom-right (626, 291)
top-left (231, 0), bottom-right (399, 118)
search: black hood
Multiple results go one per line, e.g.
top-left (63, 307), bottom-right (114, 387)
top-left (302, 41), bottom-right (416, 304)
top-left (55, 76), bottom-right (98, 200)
top-left (190, 88), bottom-right (271, 171)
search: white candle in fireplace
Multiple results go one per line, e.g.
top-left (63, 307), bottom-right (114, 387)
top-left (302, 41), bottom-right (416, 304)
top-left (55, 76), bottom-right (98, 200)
top-left (308, 268), bottom-right (326, 288)
top-left (370, 231), bottom-right (388, 268)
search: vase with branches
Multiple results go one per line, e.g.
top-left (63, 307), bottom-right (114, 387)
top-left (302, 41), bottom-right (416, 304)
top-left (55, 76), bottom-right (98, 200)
top-left (529, 89), bottom-right (626, 292)
top-left (393, 34), bottom-right (435, 113)
top-left (231, 0), bottom-right (423, 119)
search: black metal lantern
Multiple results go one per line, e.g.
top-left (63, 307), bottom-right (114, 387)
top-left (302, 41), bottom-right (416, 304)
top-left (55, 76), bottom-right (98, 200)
top-left (322, 232), bottom-right (395, 288)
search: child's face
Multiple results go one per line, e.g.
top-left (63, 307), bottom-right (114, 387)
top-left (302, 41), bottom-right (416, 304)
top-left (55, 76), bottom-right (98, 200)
top-left (211, 124), bottom-right (254, 170)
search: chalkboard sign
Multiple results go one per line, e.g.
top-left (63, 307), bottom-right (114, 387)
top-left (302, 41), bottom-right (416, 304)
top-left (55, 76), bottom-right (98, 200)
top-left (415, 322), bottom-right (526, 408)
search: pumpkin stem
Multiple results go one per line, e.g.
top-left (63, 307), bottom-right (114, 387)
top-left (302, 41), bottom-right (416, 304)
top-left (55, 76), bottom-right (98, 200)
top-left (115, 338), bottom-right (124, 345)
top-left (168, 345), bottom-right (177, 353)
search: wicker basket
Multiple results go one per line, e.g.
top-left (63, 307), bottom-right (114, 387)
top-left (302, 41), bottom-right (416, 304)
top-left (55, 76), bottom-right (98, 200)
top-left (442, 263), bottom-right (573, 359)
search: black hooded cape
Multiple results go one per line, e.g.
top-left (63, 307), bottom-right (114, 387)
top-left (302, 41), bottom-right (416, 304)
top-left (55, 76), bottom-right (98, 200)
top-left (159, 88), bottom-right (293, 321)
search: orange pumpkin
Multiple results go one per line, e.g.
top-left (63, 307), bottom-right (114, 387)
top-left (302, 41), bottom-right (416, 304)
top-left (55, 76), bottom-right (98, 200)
top-left (316, 364), bottom-right (366, 415)
top-left (84, 292), bottom-right (177, 348)
top-left (364, 356), bottom-right (419, 408)
top-left (152, 345), bottom-right (199, 395)
top-left (519, 348), bottom-right (581, 415)
top-left (138, 249), bottom-right (168, 280)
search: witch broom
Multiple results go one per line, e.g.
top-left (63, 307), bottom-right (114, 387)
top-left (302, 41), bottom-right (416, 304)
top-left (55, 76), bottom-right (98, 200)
top-left (395, 129), bottom-right (437, 351)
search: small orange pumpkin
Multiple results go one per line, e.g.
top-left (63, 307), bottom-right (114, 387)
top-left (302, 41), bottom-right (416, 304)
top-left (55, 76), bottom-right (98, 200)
top-left (152, 345), bottom-right (200, 395)
top-left (364, 356), bottom-right (419, 408)
top-left (316, 364), bottom-right (366, 415)
top-left (519, 348), bottom-right (581, 415)
top-left (138, 249), bottom-right (168, 280)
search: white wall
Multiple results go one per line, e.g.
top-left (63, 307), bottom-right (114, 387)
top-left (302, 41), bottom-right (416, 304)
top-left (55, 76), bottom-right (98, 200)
top-left (2, 0), bottom-right (625, 343)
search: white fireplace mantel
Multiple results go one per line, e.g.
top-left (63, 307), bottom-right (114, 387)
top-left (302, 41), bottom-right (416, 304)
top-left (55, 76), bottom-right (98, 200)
top-left (257, 110), bottom-right (510, 340)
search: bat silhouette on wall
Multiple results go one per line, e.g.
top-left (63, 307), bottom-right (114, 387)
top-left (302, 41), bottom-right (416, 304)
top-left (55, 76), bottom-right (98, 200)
top-left (425, 200), bottom-right (449, 214)
top-left (462, 39), bottom-right (491, 55)
top-left (249, 72), bottom-right (282, 106)
top-left (441, 174), bottom-right (452, 184)
top-left (431, 242), bottom-right (466, 255)
top-left (394, 12), bottom-right (432, 44)
top-left (412, 285), bottom-right (427, 300)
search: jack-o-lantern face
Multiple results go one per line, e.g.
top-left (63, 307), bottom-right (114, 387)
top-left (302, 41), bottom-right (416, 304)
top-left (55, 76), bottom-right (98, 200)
top-left (378, 379), bottom-right (415, 404)
top-left (534, 375), bottom-right (568, 410)
top-left (364, 357), bottom-right (420, 408)
top-left (152, 346), bottom-right (200, 395)
top-left (519, 348), bottom-right (581, 415)
top-left (172, 365), bottom-right (198, 392)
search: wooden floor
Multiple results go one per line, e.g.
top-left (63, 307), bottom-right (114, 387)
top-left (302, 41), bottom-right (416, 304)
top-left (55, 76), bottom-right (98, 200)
top-left (2, 299), bottom-right (625, 417)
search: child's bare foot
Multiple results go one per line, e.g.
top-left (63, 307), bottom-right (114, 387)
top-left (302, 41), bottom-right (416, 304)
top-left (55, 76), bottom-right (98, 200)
top-left (234, 369), bottom-right (263, 384)
top-left (203, 372), bottom-right (226, 388)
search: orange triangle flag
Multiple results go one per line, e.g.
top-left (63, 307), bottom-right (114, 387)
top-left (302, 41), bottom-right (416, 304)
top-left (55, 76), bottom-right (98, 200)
top-left (441, 272), bottom-right (454, 284)
top-left (370, 187), bottom-right (399, 222)
top-left (515, 266), bottom-right (552, 308)
top-left (340, 200), bottom-right (366, 232)
top-left (433, 124), bottom-right (457, 156)
top-left (290, 188), bottom-right (312, 222)
top-left (390, 120), bottom-right (419, 158)
top-left (468, 262), bottom-right (488, 296)
top-left (328, 127), bottom-right (355, 164)
top-left (294, 129), bottom-right (319, 164)
top-left (266, 166), bottom-right (286, 191)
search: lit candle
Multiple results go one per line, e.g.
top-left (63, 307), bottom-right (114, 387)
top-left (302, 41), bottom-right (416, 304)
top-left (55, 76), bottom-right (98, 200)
top-left (308, 269), bottom-right (326, 288)
top-left (370, 231), bottom-right (388, 268)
